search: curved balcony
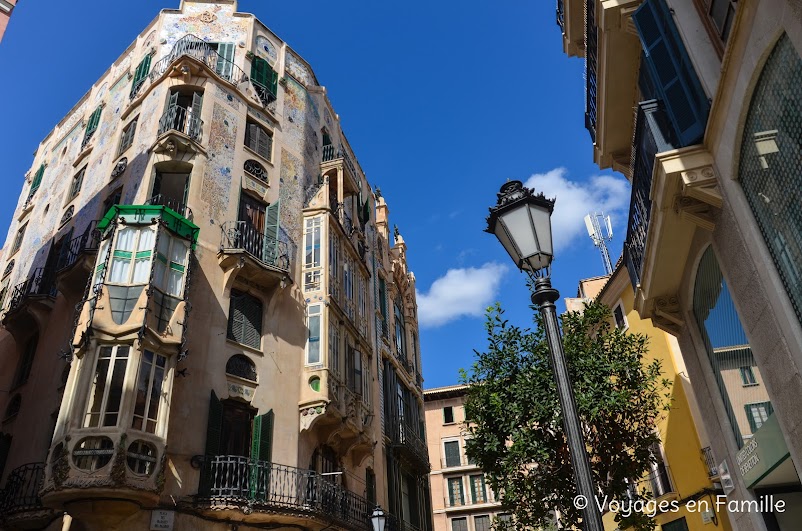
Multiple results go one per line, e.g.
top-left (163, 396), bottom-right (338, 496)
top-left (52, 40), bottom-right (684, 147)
top-left (56, 221), bottom-right (101, 299)
top-left (2, 268), bottom-right (57, 337)
top-left (130, 34), bottom-right (249, 101)
top-left (389, 422), bottom-right (430, 472)
top-left (218, 221), bottom-right (291, 293)
top-left (0, 462), bottom-right (58, 529)
top-left (196, 456), bottom-right (371, 529)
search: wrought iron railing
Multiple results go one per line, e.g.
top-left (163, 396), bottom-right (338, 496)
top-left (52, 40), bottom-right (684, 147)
top-left (0, 463), bottom-right (46, 514)
top-left (198, 456), bottom-right (371, 529)
top-left (56, 221), bottom-right (101, 272)
top-left (623, 100), bottom-right (675, 291)
top-left (131, 35), bottom-right (249, 100)
top-left (252, 79), bottom-right (277, 107)
top-left (145, 194), bottom-right (193, 221)
top-left (379, 318), bottom-right (390, 342)
top-left (7, 268), bottom-right (57, 314)
top-left (386, 512), bottom-right (423, 531)
top-left (557, 0), bottom-right (565, 29)
top-left (585, 0), bottom-right (598, 142)
top-left (701, 447), bottom-right (718, 478)
top-left (220, 221), bottom-right (290, 272)
top-left (390, 421), bottom-right (429, 468)
top-left (158, 104), bottom-right (202, 141)
top-left (322, 145), bottom-right (361, 180)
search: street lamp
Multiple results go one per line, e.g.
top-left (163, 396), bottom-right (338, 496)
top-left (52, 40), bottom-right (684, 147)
top-left (370, 506), bottom-right (387, 531)
top-left (486, 180), bottom-right (604, 531)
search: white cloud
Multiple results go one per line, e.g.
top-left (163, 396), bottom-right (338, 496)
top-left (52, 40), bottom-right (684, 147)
top-left (524, 168), bottom-right (630, 251)
top-left (417, 262), bottom-right (508, 328)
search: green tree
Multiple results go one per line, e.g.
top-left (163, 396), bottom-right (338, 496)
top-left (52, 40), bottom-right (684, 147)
top-left (461, 300), bottom-right (671, 530)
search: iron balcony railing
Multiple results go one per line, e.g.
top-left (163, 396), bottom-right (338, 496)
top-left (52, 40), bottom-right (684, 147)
top-left (220, 221), bottom-right (290, 272)
top-left (585, 0), bottom-right (598, 142)
top-left (379, 318), bottom-right (390, 342)
top-left (131, 35), bottom-right (249, 100)
top-left (159, 104), bottom-right (202, 141)
top-left (198, 456), bottom-right (371, 530)
top-left (701, 446), bottom-right (718, 478)
top-left (252, 79), bottom-right (278, 107)
top-left (557, 0), bottom-right (565, 29)
top-left (7, 268), bottom-right (57, 314)
top-left (0, 463), bottom-right (46, 514)
top-left (322, 144), bottom-right (361, 180)
top-left (386, 513), bottom-right (423, 531)
top-left (145, 194), bottom-right (193, 221)
top-left (623, 100), bottom-right (675, 291)
top-left (390, 421), bottom-right (430, 468)
top-left (56, 221), bottom-right (101, 273)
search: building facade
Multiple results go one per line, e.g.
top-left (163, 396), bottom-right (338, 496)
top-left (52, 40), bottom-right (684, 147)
top-left (0, 0), bottom-right (17, 42)
top-left (567, 270), bottom-right (733, 531)
top-left (0, 1), bottom-right (431, 530)
top-left (557, 0), bottom-right (802, 529)
top-left (423, 386), bottom-right (509, 531)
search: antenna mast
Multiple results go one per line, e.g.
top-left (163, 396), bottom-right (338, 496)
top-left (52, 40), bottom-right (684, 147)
top-left (584, 212), bottom-right (614, 275)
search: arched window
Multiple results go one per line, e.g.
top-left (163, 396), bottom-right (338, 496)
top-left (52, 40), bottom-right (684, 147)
top-left (693, 247), bottom-right (772, 448)
top-left (244, 159), bottom-right (268, 182)
top-left (739, 35), bottom-right (802, 324)
top-left (12, 334), bottom-right (38, 388)
top-left (226, 354), bottom-right (257, 382)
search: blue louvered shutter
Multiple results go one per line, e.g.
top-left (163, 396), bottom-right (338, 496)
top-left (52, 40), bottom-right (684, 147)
top-left (633, 0), bottom-right (709, 147)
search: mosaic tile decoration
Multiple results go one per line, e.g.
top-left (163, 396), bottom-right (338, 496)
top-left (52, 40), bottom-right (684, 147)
top-left (200, 102), bottom-right (237, 224)
top-left (255, 34), bottom-right (278, 66)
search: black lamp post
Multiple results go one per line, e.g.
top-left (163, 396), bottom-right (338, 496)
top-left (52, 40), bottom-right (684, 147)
top-left (486, 180), bottom-right (604, 531)
top-left (370, 506), bottom-right (387, 531)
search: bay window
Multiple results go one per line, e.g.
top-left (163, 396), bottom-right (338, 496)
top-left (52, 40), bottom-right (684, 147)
top-left (304, 217), bottom-right (322, 291)
top-left (85, 345), bottom-right (130, 427)
top-left (108, 226), bottom-right (155, 285)
top-left (306, 304), bottom-right (321, 365)
top-left (153, 232), bottom-right (189, 297)
top-left (132, 350), bottom-right (167, 433)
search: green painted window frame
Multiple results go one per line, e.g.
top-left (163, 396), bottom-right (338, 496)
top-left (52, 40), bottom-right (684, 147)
top-left (745, 401), bottom-right (774, 433)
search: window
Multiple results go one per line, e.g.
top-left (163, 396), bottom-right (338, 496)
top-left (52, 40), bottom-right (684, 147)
top-left (450, 518), bottom-right (467, 531)
top-left (73, 436), bottom-right (114, 471)
top-left (739, 36), bottom-right (802, 329)
top-left (447, 477), bottom-right (465, 506)
top-left (126, 440), bottom-right (158, 475)
top-left (83, 105), bottom-right (103, 148)
top-left (103, 187), bottom-right (123, 214)
top-left (366, 468), bottom-right (376, 505)
top-left (211, 42), bottom-right (235, 80)
top-left (118, 118), bottom-right (138, 156)
top-left (84, 345), bottom-right (130, 427)
top-left (153, 232), bottom-right (189, 297)
top-left (633, 0), bottom-right (709, 146)
top-left (746, 402), bottom-right (774, 433)
top-left (226, 354), bottom-right (257, 382)
top-left (227, 290), bottom-right (263, 349)
top-left (304, 217), bottom-right (322, 291)
top-left (132, 350), bottom-right (167, 433)
top-left (662, 517), bottom-right (690, 531)
top-left (474, 515), bottom-right (491, 531)
top-left (306, 304), bottom-right (321, 364)
top-left (329, 232), bottom-right (340, 299)
top-left (108, 226), bottom-right (155, 285)
top-left (27, 164), bottom-right (45, 202)
top-left (329, 323), bottom-right (340, 376)
top-left (613, 302), bottom-right (627, 329)
top-left (12, 334), bottom-right (37, 388)
top-left (131, 55), bottom-right (152, 98)
top-left (11, 224), bottom-right (27, 254)
top-left (701, 0), bottom-right (737, 43)
top-left (346, 346), bottom-right (363, 396)
top-left (740, 366), bottom-right (757, 386)
top-left (443, 406), bottom-right (455, 424)
top-left (245, 121), bottom-right (273, 162)
top-left (470, 474), bottom-right (487, 503)
top-left (444, 440), bottom-right (461, 467)
top-left (251, 56), bottom-right (278, 105)
top-left (67, 167), bottom-right (86, 203)
top-left (394, 297), bottom-right (406, 358)
top-left (648, 443), bottom-right (673, 497)
top-left (161, 90), bottom-right (203, 140)
top-left (244, 159), bottom-right (268, 182)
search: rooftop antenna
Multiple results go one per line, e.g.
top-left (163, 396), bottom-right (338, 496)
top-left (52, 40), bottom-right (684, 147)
top-left (584, 212), bottom-right (614, 275)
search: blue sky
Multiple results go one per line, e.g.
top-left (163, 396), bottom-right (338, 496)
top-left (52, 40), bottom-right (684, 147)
top-left (0, 0), bottom-right (629, 389)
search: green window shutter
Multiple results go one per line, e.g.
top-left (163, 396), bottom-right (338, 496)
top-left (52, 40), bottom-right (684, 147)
top-left (85, 106), bottom-right (102, 140)
top-left (251, 410), bottom-right (274, 462)
top-left (228, 291), bottom-right (263, 348)
top-left (131, 55), bottom-right (152, 97)
top-left (215, 43), bottom-right (235, 80)
top-left (189, 92), bottom-right (203, 139)
top-left (0, 433), bottom-right (11, 479)
top-left (263, 200), bottom-right (280, 264)
top-left (251, 57), bottom-right (278, 104)
top-left (204, 391), bottom-right (223, 456)
top-left (444, 441), bottom-right (460, 467)
top-left (29, 164), bottom-right (45, 197)
top-left (633, 0), bottom-right (709, 147)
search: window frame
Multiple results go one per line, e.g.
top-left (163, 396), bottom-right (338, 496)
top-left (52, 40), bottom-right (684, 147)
top-left (244, 120), bottom-right (273, 162)
top-left (107, 225), bottom-right (156, 287)
top-left (745, 401), bottom-right (774, 433)
top-left (67, 166), bottom-right (87, 204)
top-left (306, 304), bottom-right (322, 365)
top-left (739, 366), bottom-right (758, 386)
top-left (443, 406), bottom-right (455, 425)
top-left (304, 217), bottom-right (322, 291)
top-left (131, 350), bottom-right (168, 434)
top-left (11, 223), bottom-right (27, 254)
top-left (446, 476), bottom-right (465, 507)
top-left (227, 289), bottom-right (264, 350)
top-left (443, 439), bottom-right (462, 468)
top-left (152, 231), bottom-right (190, 298)
top-left (84, 345), bottom-right (132, 428)
top-left (613, 300), bottom-right (628, 330)
top-left (118, 117), bottom-right (138, 156)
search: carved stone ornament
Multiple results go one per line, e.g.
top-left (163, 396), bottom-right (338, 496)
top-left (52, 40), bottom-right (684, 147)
top-left (111, 157), bottom-right (128, 178)
top-left (199, 11), bottom-right (217, 23)
top-left (651, 295), bottom-right (684, 336)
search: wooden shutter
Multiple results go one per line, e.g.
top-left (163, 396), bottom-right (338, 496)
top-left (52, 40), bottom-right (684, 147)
top-left (85, 106), bottom-right (102, 139)
top-left (263, 200), bottom-right (280, 265)
top-left (131, 55), bottom-right (152, 96)
top-left (633, 0), bottom-right (709, 147)
top-left (189, 92), bottom-right (203, 139)
top-left (228, 291), bottom-right (262, 348)
top-left (444, 441), bottom-right (460, 467)
top-left (30, 164), bottom-right (45, 195)
top-left (0, 433), bottom-right (11, 479)
top-left (251, 410), bottom-right (274, 463)
top-left (204, 391), bottom-right (223, 457)
top-left (251, 57), bottom-right (278, 103)
top-left (215, 43), bottom-right (235, 80)
top-left (256, 127), bottom-right (272, 161)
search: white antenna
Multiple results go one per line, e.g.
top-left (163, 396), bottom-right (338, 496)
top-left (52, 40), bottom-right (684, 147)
top-left (584, 212), bottom-right (614, 275)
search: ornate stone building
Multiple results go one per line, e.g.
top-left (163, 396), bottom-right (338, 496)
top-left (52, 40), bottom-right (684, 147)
top-left (0, 1), bottom-right (431, 530)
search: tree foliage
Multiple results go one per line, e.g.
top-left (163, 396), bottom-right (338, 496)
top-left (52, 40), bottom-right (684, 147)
top-left (461, 300), bottom-right (671, 530)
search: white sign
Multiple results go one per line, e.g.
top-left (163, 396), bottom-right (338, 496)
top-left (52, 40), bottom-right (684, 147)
top-left (150, 510), bottom-right (175, 531)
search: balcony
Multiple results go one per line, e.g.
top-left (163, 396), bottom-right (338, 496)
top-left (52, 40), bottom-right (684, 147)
top-left (197, 456), bottom-right (372, 530)
top-left (389, 422), bottom-right (430, 471)
top-left (56, 221), bottom-right (100, 273)
top-left (145, 194), bottom-right (193, 222)
top-left (218, 221), bottom-right (291, 292)
top-left (3, 268), bottom-right (57, 334)
top-left (55, 221), bottom-right (101, 299)
top-left (584, 0), bottom-right (598, 144)
top-left (130, 34), bottom-right (249, 101)
top-left (159, 104), bottom-right (202, 141)
top-left (0, 463), bottom-right (57, 529)
top-left (557, 0), bottom-right (565, 29)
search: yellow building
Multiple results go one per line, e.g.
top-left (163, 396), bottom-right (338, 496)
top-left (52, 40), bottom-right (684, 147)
top-left (567, 267), bottom-right (732, 531)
